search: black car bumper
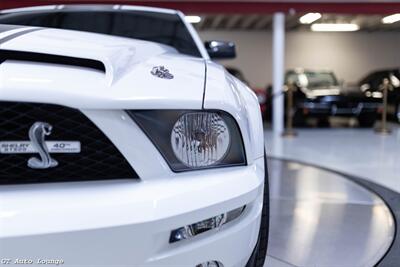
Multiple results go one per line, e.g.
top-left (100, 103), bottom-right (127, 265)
top-left (298, 102), bottom-right (381, 117)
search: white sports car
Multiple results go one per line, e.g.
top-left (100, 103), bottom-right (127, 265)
top-left (0, 5), bottom-right (268, 267)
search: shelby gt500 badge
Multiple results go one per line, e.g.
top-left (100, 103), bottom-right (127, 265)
top-left (0, 141), bottom-right (80, 154)
top-left (0, 122), bottom-right (80, 169)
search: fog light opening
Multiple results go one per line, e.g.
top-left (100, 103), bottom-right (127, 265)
top-left (196, 261), bottom-right (224, 267)
top-left (170, 206), bottom-right (246, 243)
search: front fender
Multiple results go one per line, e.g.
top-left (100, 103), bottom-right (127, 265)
top-left (202, 61), bottom-right (264, 163)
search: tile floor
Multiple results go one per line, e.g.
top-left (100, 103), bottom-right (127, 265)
top-left (264, 123), bottom-right (400, 193)
top-left (263, 159), bottom-right (394, 267)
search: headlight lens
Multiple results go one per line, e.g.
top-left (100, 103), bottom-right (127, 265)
top-left (127, 110), bottom-right (246, 172)
top-left (171, 112), bottom-right (230, 168)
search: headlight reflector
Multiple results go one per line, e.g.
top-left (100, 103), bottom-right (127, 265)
top-left (127, 110), bottom-right (246, 172)
top-left (171, 112), bottom-right (230, 167)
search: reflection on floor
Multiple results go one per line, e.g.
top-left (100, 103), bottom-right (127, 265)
top-left (264, 159), bottom-right (394, 267)
top-left (264, 124), bottom-right (400, 193)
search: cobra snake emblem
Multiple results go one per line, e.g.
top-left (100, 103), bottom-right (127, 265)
top-left (28, 122), bottom-right (58, 169)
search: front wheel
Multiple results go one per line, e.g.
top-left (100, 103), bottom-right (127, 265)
top-left (358, 113), bottom-right (377, 128)
top-left (246, 152), bottom-right (269, 267)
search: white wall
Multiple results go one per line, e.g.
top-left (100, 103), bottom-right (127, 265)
top-left (199, 30), bottom-right (400, 88)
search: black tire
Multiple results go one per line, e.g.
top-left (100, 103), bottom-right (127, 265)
top-left (358, 114), bottom-right (376, 128)
top-left (246, 152), bottom-right (269, 267)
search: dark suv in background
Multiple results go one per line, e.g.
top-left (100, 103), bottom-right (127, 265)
top-left (267, 69), bottom-right (382, 127)
top-left (358, 69), bottom-right (400, 123)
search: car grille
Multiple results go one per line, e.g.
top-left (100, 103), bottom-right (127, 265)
top-left (335, 102), bottom-right (359, 109)
top-left (0, 102), bottom-right (139, 185)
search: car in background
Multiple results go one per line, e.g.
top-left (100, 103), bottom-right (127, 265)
top-left (266, 69), bottom-right (381, 127)
top-left (226, 67), bottom-right (267, 119)
top-left (358, 68), bottom-right (400, 123)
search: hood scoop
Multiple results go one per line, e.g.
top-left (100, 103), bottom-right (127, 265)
top-left (0, 28), bottom-right (176, 86)
top-left (0, 49), bottom-right (106, 73)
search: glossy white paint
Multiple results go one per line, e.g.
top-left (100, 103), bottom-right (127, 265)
top-left (0, 159), bottom-right (263, 266)
top-left (0, 27), bottom-right (37, 39)
top-left (0, 7), bottom-right (265, 267)
top-left (0, 29), bottom-right (206, 110)
top-left (0, 158), bottom-right (264, 238)
top-left (203, 61), bottom-right (265, 162)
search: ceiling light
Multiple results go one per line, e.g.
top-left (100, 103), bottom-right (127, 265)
top-left (382, 14), bottom-right (400, 24)
top-left (185, 15), bottom-right (202, 24)
top-left (299, 13), bottom-right (322, 24)
top-left (311, 23), bottom-right (360, 32)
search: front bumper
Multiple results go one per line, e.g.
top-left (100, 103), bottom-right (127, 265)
top-left (299, 102), bottom-right (381, 116)
top-left (0, 157), bottom-right (264, 267)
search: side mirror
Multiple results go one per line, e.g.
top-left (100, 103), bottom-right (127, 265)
top-left (204, 40), bottom-right (236, 59)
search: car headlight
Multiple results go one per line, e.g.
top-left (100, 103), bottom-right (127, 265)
top-left (127, 110), bottom-right (246, 172)
top-left (171, 112), bottom-right (230, 168)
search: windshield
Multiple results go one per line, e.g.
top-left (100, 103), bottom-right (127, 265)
top-left (0, 9), bottom-right (202, 57)
top-left (287, 71), bottom-right (339, 89)
top-left (303, 71), bottom-right (339, 88)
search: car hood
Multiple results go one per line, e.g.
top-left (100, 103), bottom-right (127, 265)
top-left (0, 27), bottom-right (206, 109)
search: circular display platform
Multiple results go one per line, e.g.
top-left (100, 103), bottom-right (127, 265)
top-left (265, 159), bottom-right (395, 267)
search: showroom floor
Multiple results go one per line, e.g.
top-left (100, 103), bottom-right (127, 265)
top-left (264, 123), bottom-right (400, 193)
top-left (263, 159), bottom-right (394, 267)
top-left (263, 123), bottom-right (399, 266)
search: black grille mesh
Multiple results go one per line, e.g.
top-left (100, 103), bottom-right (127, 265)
top-left (0, 102), bottom-right (138, 185)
